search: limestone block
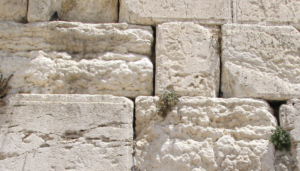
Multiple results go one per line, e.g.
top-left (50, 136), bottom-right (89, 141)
top-left (28, 0), bottom-right (118, 23)
top-left (135, 96), bottom-right (277, 171)
top-left (222, 24), bottom-right (300, 100)
top-left (119, 0), bottom-right (232, 25)
top-left (0, 0), bottom-right (27, 22)
top-left (275, 151), bottom-right (295, 171)
top-left (280, 99), bottom-right (300, 170)
top-left (0, 94), bottom-right (133, 171)
top-left (234, 0), bottom-right (300, 29)
top-left (155, 22), bottom-right (220, 97)
top-left (0, 21), bottom-right (153, 57)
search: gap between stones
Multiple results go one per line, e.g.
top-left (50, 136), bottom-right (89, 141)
top-left (267, 100), bottom-right (287, 126)
top-left (117, 0), bottom-right (120, 22)
top-left (217, 25), bottom-right (223, 98)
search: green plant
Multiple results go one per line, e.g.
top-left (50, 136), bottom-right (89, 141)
top-left (270, 126), bottom-right (291, 151)
top-left (0, 73), bottom-right (13, 99)
top-left (158, 91), bottom-right (178, 118)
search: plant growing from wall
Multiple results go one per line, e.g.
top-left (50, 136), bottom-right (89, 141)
top-left (158, 91), bottom-right (178, 118)
top-left (270, 126), bottom-right (291, 151)
top-left (0, 73), bottom-right (13, 99)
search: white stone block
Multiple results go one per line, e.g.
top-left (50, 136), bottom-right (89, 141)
top-left (119, 0), bottom-right (232, 25)
top-left (234, 0), bottom-right (300, 29)
top-left (0, 94), bottom-right (133, 171)
top-left (135, 96), bottom-right (277, 171)
top-left (28, 0), bottom-right (118, 23)
top-left (222, 24), bottom-right (300, 100)
top-left (0, 0), bottom-right (27, 22)
top-left (155, 22), bottom-right (220, 97)
top-left (280, 99), bottom-right (300, 170)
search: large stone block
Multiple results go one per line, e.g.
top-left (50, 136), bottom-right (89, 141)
top-left (135, 96), bottom-right (277, 171)
top-left (280, 99), bottom-right (300, 170)
top-left (28, 0), bottom-right (118, 23)
top-left (234, 0), bottom-right (300, 29)
top-left (0, 94), bottom-right (133, 171)
top-left (119, 0), bottom-right (232, 25)
top-left (155, 22), bottom-right (220, 97)
top-left (222, 24), bottom-right (300, 100)
top-left (0, 22), bottom-right (153, 98)
top-left (0, 0), bottom-right (27, 22)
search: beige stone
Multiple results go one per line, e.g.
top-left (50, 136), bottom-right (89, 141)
top-left (222, 24), bottom-right (300, 100)
top-left (135, 96), bottom-right (277, 171)
top-left (275, 151), bottom-right (295, 171)
top-left (155, 22), bottom-right (220, 97)
top-left (28, 0), bottom-right (118, 23)
top-left (0, 94), bottom-right (133, 171)
top-left (119, 0), bottom-right (232, 25)
top-left (234, 0), bottom-right (300, 29)
top-left (280, 99), bottom-right (300, 170)
top-left (0, 0), bottom-right (27, 22)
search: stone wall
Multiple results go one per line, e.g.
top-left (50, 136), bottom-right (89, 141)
top-left (0, 0), bottom-right (300, 170)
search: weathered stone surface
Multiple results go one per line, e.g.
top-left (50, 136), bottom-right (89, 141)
top-left (0, 0), bottom-right (27, 22)
top-left (155, 22), bottom-right (220, 97)
top-left (222, 24), bottom-right (300, 100)
top-left (119, 0), bottom-right (232, 25)
top-left (0, 21), bottom-right (153, 97)
top-left (234, 0), bottom-right (300, 29)
top-left (275, 151), bottom-right (295, 171)
top-left (28, 0), bottom-right (118, 23)
top-left (0, 21), bottom-right (153, 57)
top-left (0, 94), bottom-right (133, 171)
top-left (280, 99), bottom-right (300, 170)
top-left (135, 96), bottom-right (277, 171)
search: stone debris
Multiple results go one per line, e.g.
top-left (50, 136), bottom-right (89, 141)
top-left (156, 22), bottom-right (220, 97)
top-left (119, 0), bottom-right (232, 25)
top-left (0, 94), bottom-right (133, 171)
top-left (135, 96), bottom-right (277, 171)
top-left (28, 0), bottom-right (118, 23)
top-left (222, 24), bottom-right (300, 100)
top-left (280, 99), bottom-right (300, 171)
top-left (0, 0), bottom-right (27, 22)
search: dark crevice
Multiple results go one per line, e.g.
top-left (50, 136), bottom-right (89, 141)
top-left (231, 0), bottom-right (234, 23)
top-left (151, 25), bottom-right (157, 96)
top-left (50, 11), bottom-right (60, 21)
top-left (21, 0), bottom-right (29, 23)
top-left (267, 100), bottom-right (287, 126)
top-left (132, 97), bottom-right (137, 171)
top-left (117, 0), bottom-right (120, 22)
top-left (217, 25), bottom-right (223, 98)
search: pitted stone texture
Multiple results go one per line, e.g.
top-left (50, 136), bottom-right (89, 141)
top-left (135, 96), bottom-right (277, 171)
top-left (275, 151), bottom-right (295, 171)
top-left (155, 22), bottom-right (220, 97)
top-left (280, 99), bottom-right (300, 170)
top-left (0, 94), bottom-right (133, 171)
top-left (0, 0), bottom-right (27, 22)
top-left (0, 21), bottom-right (153, 57)
top-left (0, 51), bottom-right (153, 98)
top-left (234, 0), bottom-right (300, 29)
top-left (222, 24), bottom-right (300, 100)
top-left (28, 0), bottom-right (118, 23)
top-left (119, 0), bottom-right (231, 25)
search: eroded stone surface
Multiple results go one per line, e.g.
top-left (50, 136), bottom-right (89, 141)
top-left (135, 96), bottom-right (277, 171)
top-left (234, 0), bottom-right (300, 29)
top-left (280, 99), bottom-right (300, 170)
top-left (275, 151), bottom-right (295, 171)
top-left (0, 94), bottom-right (133, 171)
top-left (119, 0), bottom-right (231, 25)
top-left (155, 22), bottom-right (220, 97)
top-left (0, 0), bottom-right (27, 22)
top-left (0, 21), bottom-right (153, 97)
top-left (28, 0), bottom-right (118, 23)
top-left (222, 24), bottom-right (300, 100)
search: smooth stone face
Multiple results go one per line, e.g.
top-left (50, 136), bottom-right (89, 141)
top-left (155, 22), bottom-right (220, 97)
top-left (135, 96), bottom-right (277, 171)
top-left (234, 0), bottom-right (300, 29)
top-left (0, 0), bottom-right (27, 22)
top-left (119, 0), bottom-right (231, 25)
top-left (280, 99), bottom-right (300, 170)
top-left (0, 94), bottom-right (133, 171)
top-left (28, 0), bottom-right (118, 23)
top-left (222, 24), bottom-right (300, 100)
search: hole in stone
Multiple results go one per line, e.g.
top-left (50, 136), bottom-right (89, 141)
top-left (50, 11), bottom-right (60, 21)
top-left (267, 100), bottom-right (287, 126)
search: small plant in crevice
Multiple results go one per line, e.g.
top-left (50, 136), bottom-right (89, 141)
top-left (0, 73), bottom-right (13, 99)
top-left (270, 126), bottom-right (291, 151)
top-left (157, 91), bottom-right (178, 118)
